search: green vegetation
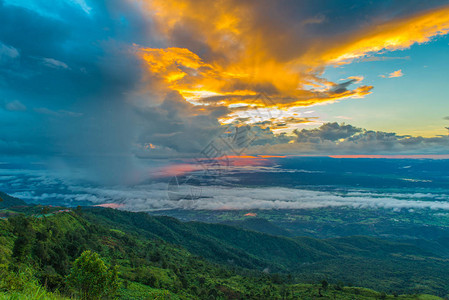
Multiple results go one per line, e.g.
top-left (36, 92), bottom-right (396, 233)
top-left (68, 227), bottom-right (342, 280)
top-left (67, 250), bottom-right (119, 299)
top-left (0, 196), bottom-right (447, 299)
top-left (151, 207), bottom-right (449, 240)
top-left (84, 207), bottom-right (449, 296)
top-left (0, 192), bottom-right (26, 210)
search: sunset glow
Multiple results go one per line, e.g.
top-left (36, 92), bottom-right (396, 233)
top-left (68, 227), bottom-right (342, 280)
top-left (129, 1), bottom-right (449, 133)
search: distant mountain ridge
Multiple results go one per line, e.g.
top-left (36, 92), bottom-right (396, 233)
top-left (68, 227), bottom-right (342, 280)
top-left (221, 217), bottom-right (292, 237)
top-left (0, 191), bottom-right (26, 209)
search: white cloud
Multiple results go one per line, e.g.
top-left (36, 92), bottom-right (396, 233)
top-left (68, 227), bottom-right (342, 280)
top-left (2, 100), bottom-right (26, 111)
top-left (4, 165), bottom-right (449, 212)
top-left (34, 107), bottom-right (82, 117)
top-left (67, 0), bottom-right (92, 15)
top-left (0, 42), bottom-right (19, 63)
top-left (12, 182), bottom-right (449, 212)
top-left (41, 57), bottom-right (70, 69)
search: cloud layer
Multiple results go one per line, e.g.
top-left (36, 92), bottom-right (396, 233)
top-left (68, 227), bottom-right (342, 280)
top-left (8, 181), bottom-right (449, 212)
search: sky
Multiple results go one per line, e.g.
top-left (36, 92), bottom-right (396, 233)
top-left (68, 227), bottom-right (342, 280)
top-left (1, 0), bottom-right (449, 185)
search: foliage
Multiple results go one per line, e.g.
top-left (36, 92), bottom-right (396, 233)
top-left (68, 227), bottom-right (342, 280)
top-left (67, 250), bottom-right (119, 299)
top-left (83, 207), bottom-right (449, 296)
top-left (0, 201), bottom-right (446, 299)
top-left (0, 192), bottom-right (26, 209)
top-left (0, 264), bottom-right (68, 299)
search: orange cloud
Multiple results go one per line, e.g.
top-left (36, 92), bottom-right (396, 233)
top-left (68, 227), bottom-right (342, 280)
top-left (320, 6), bottom-right (449, 64)
top-left (380, 69), bottom-right (404, 78)
top-left (329, 155), bottom-right (449, 159)
top-left (388, 69), bottom-right (404, 78)
top-left (244, 212), bottom-right (257, 217)
top-left (152, 163), bottom-right (202, 177)
top-left (134, 1), bottom-right (449, 130)
top-left (137, 45), bottom-right (373, 109)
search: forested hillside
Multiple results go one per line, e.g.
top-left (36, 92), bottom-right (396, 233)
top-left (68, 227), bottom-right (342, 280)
top-left (83, 208), bottom-right (449, 296)
top-left (0, 191), bottom-right (26, 209)
top-left (0, 194), bottom-right (446, 299)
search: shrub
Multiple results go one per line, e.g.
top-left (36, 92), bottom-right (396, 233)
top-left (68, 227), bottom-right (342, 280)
top-left (67, 250), bottom-right (119, 299)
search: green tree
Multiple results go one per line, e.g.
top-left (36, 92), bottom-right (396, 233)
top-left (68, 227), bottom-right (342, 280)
top-left (10, 215), bottom-right (35, 263)
top-left (321, 279), bottom-right (329, 290)
top-left (67, 250), bottom-right (119, 299)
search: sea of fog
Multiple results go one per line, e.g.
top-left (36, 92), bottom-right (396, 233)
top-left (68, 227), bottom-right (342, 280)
top-left (1, 157), bottom-right (449, 211)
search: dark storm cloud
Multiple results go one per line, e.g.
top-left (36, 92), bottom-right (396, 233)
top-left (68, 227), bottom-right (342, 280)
top-left (0, 0), bottom-right (156, 100)
top-left (135, 92), bottom-right (229, 158)
top-left (0, 0), bottom-right (159, 183)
